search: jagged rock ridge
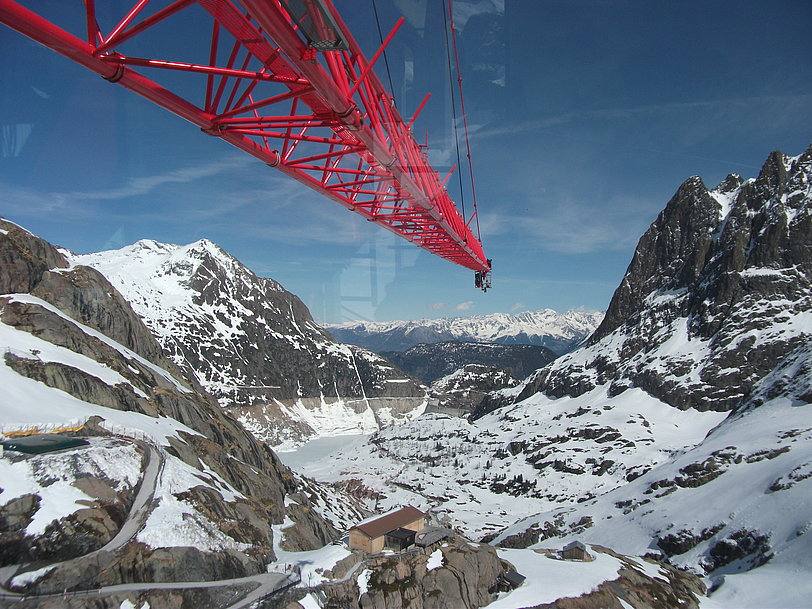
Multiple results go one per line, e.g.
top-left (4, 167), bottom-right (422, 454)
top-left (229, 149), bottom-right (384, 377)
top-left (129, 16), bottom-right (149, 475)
top-left (74, 240), bottom-right (426, 449)
top-left (504, 146), bottom-right (812, 413)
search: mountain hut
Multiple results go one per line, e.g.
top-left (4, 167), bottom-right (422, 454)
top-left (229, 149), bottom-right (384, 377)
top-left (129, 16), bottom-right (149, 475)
top-left (348, 506), bottom-right (426, 553)
top-left (561, 540), bottom-right (592, 561)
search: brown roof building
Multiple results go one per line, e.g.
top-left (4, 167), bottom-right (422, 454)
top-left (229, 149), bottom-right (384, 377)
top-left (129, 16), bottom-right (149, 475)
top-left (348, 506), bottom-right (426, 553)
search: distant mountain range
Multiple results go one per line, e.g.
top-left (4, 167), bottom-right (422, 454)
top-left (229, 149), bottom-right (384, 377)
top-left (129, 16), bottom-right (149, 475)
top-left (325, 309), bottom-right (604, 354)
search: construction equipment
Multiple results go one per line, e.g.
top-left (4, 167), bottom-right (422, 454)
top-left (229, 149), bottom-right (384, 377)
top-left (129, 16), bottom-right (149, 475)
top-left (0, 0), bottom-right (491, 286)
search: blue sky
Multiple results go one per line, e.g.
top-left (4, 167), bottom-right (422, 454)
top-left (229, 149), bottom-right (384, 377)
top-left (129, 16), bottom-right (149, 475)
top-left (2, 0), bottom-right (811, 323)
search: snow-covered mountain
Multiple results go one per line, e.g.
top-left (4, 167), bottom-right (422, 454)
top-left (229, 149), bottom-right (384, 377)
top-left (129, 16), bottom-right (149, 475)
top-left (0, 221), bottom-right (710, 609)
top-left (289, 145), bottom-right (812, 607)
top-left (0, 218), bottom-right (365, 603)
top-left (489, 148), bottom-right (811, 416)
top-left (325, 308), bottom-right (604, 354)
top-left (74, 239), bottom-right (426, 449)
top-left (492, 344), bottom-right (812, 607)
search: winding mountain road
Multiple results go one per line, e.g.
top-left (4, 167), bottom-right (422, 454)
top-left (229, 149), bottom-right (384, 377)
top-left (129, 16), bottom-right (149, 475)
top-left (0, 437), bottom-right (298, 608)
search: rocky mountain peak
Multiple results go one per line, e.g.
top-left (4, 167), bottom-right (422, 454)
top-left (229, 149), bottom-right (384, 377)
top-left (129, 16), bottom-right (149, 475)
top-left (513, 145), bottom-right (811, 413)
top-left (716, 172), bottom-right (744, 196)
top-left (592, 174), bottom-right (720, 343)
top-left (754, 149), bottom-right (791, 196)
top-left (1, 218), bottom-right (368, 598)
top-left (75, 239), bottom-right (426, 449)
top-left (0, 219), bottom-right (69, 295)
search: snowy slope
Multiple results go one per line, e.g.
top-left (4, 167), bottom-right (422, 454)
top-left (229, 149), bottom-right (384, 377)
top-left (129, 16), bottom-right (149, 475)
top-left (326, 308), bottom-right (604, 354)
top-left (0, 295), bottom-right (256, 559)
top-left (74, 239), bottom-right (426, 449)
top-left (493, 348), bottom-right (812, 608)
top-left (287, 146), bottom-right (812, 607)
top-left (0, 218), bottom-right (362, 597)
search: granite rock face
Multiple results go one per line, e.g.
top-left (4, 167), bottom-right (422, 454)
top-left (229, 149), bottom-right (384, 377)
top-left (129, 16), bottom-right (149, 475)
top-left (321, 538), bottom-right (506, 609)
top-left (0, 218), bottom-right (359, 594)
top-left (510, 146), bottom-right (812, 412)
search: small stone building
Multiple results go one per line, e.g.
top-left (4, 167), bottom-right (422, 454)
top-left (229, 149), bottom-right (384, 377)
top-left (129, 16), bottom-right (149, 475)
top-left (496, 570), bottom-right (526, 592)
top-left (348, 506), bottom-right (426, 553)
top-left (561, 540), bottom-right (592, 561)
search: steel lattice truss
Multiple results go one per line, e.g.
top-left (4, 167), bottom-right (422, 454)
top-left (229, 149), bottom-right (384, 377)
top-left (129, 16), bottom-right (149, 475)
top-left (1, 0), bottom-right (490, 273)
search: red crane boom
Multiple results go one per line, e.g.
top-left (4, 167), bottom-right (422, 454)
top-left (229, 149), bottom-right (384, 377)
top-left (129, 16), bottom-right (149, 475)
top-left (0, 0), bottom-right (491, 277)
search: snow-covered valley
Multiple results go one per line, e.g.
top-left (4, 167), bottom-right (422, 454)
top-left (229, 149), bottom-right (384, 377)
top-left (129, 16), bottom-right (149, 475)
top-left (1, 145), bottom-right (811, 608)
top-left (284, 388), bottom-right (729, 541)
top-left (276, 146), bottom-right (812, 607)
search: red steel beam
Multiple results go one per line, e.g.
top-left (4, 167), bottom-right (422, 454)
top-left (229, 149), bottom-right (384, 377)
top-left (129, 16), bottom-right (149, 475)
top-left (0, 0), bottom-right (490, 274)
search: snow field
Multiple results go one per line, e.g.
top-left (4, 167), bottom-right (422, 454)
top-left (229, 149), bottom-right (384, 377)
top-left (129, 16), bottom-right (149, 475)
top-left (488, 547), bottom-right (626, 609)
top-left (0, 437), bottom-right (142, 536)
top-left (285, 385), bottom-right (726, 539)
top-left (137, 451), bottom-right (249, 552)
top-left (495, 394), bottom-right (812, 608)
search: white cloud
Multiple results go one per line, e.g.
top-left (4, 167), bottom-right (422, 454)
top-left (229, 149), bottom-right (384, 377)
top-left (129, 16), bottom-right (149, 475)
top-left (454, 300), bottom-right (474, 311)
top-left (473, 94), bottom-right (812, 153)
top-left (480, 192), bottom-right (653, 255)
top-left (510, 302), bottom-right (525, 311)
top-left (0, 155), bottom-right (255, 219)
top-left (429, 302), bottom-right (448, 310)
top-left (63, 155), bottom-right (252, 202)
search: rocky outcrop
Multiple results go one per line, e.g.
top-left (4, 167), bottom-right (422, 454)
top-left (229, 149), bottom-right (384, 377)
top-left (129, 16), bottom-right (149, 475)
top-left (321, 538), bottom-right (507, 609)
top-left (0, 220), bottom-right (68, 295)
top-left (510, 145), bottom-right (812, 412)
top-left (316, 541), bottom-right (706, 609)
top-left (528, 546), bottom-right (706, 609)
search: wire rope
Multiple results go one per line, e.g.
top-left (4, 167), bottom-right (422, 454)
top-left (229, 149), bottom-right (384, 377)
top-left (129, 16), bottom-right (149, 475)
top-left (442, 0), bottom-right (467, 222)
top-left (447, 0), bottom-right (482, 243)
top-left (371, 0), bottom-right (397, 108)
